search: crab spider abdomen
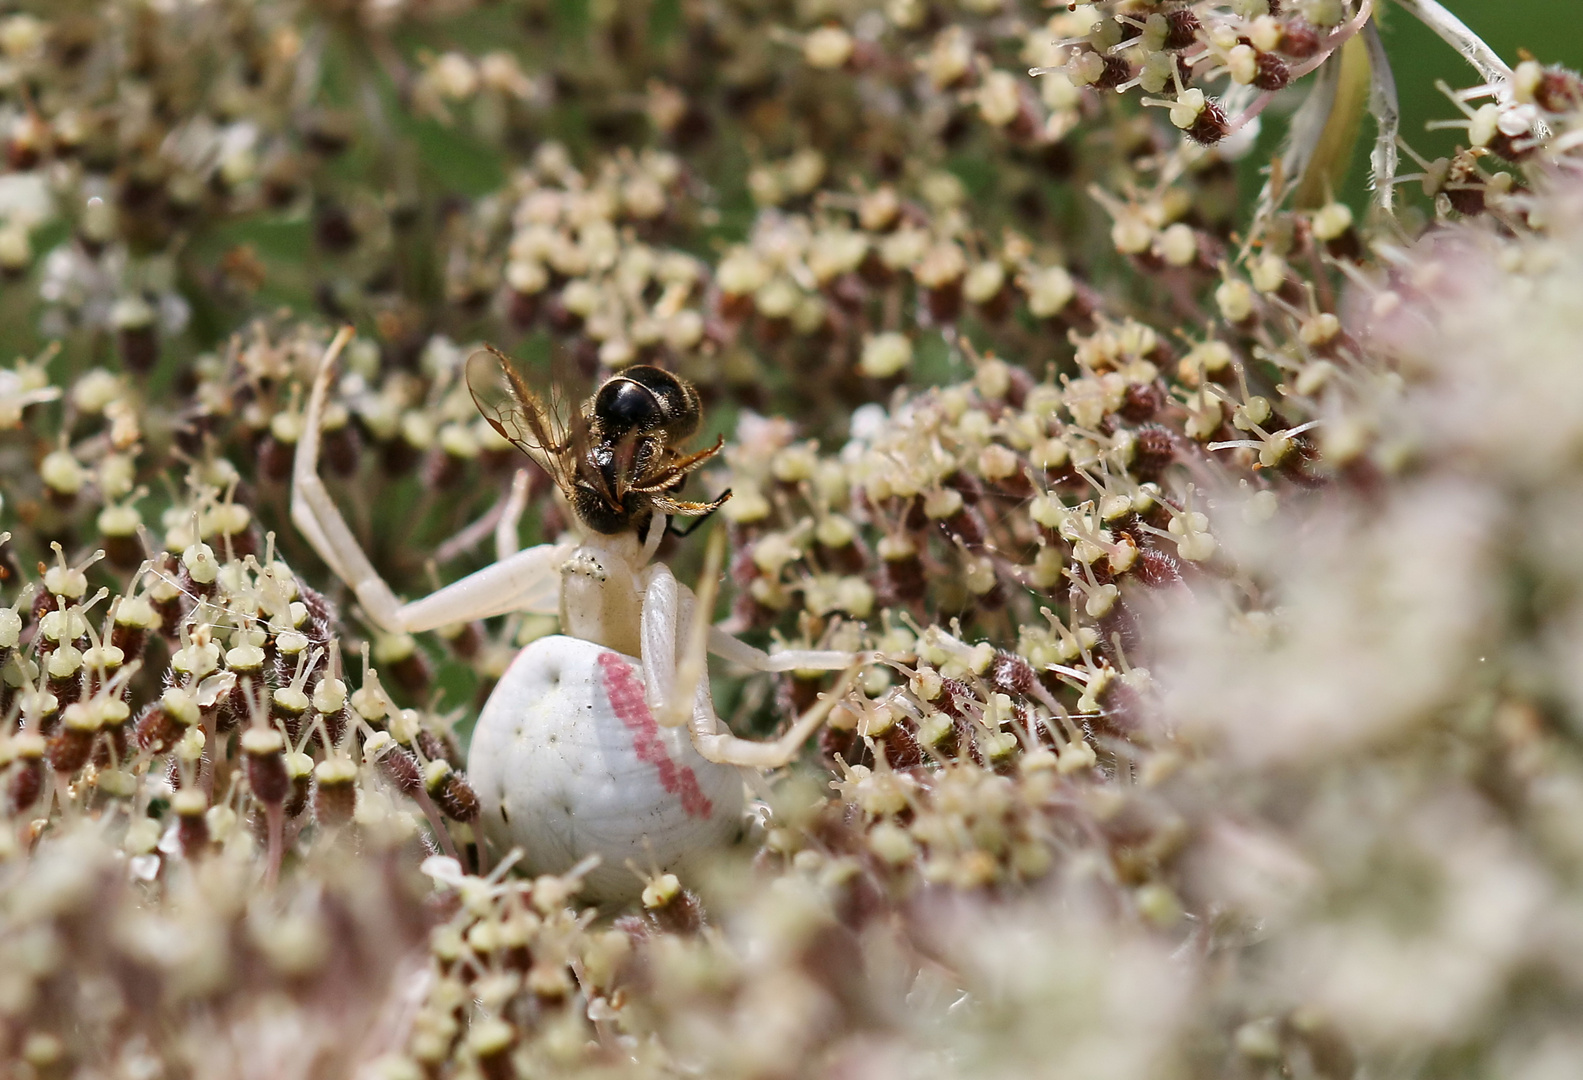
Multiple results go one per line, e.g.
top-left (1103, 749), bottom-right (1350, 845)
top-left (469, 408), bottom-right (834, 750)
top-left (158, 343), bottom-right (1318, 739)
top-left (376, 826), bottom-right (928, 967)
top-left (467, 634), bottom-right (744, 902)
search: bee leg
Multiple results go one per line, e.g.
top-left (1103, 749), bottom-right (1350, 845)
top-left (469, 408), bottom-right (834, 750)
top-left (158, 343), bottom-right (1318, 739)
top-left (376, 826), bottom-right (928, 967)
top-left (292, 329), bottom-right (572, 633)
top-left (664, 499), bottom-right (729, 538)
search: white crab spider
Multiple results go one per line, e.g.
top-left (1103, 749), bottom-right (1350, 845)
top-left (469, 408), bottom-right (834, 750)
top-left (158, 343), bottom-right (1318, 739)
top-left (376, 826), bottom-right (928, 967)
top-left (292, 328), bottom-right (864, 900)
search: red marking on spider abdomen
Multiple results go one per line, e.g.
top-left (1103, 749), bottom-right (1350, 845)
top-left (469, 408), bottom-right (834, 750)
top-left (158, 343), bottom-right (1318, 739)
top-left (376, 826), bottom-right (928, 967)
top-left (597, 652), bottom-right (714, 820)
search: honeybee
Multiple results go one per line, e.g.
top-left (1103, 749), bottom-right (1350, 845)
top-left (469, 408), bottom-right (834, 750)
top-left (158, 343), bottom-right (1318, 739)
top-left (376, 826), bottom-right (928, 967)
top-left (466, 347), bottom-right (730, 536)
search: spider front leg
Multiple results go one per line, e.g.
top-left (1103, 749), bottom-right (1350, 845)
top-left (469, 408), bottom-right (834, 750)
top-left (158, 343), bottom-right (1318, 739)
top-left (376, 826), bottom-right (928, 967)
top-left (291, 327), bottom-right (573, 634)
top-left (495, 468), bottom-right (532, 562)
top-left (639, 533), bottom-right (864, 768)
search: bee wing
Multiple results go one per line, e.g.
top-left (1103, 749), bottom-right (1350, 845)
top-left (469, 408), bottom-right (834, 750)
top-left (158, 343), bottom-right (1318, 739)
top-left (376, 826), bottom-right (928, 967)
top-left (466, 346), bottom-right (578, 497)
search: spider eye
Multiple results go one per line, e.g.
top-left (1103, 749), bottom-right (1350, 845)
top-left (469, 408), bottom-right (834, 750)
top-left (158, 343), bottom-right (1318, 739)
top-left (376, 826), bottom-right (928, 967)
top-left (595, 379), bottom-right (662, 436)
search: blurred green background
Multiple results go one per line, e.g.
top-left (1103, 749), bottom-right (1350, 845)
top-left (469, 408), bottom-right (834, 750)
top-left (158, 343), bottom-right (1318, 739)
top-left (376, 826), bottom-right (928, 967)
top-left (3, 0), bottom-right (1577, 362)
top-left (1, 0), bottom-right (1576, 725)
top-left (1381, 0), bottom-right (1583, 158)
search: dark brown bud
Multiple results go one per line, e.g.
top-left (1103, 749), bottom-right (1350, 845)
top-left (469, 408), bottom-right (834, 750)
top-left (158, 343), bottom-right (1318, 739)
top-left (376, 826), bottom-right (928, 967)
top-left (109, 624), bottom-right (149, 661)
top-left (222, 667), bottom-right (266, 732)
top-left (441, 621), bottom-right (483, 661)
top-left (1186, 99), bottom-right (1231, 146)
top-left (991, 651), bottom-right (1037, 696)
top-left (815, 535), bottom-right (868, 576)
top-left (507, 288), bottom-right (541, 329)
top-left (295, 580), bottom-right (337, 639)
top-left (379, 429), bottom-right (422, 475)
top-left (1134, 546), bottom-right (1182, 588)
top-left (322, 423), bottom-right (362, 477)
top-left (1445, 184), bottom-right (1485, 218)
top-left (935, 678), bottom-right (976, 720)
top-left (316, 707), bottom-right (348, 750)
top-left (173, 789), bottom-right (210, 859)
top-left (820, 722), bottom-right (860, 768)
top-left (48, 666), bottom-right (85, 709)
top-left (879, 539), bottom-right (926, 605)
top-left (1253, 50), bottom-right (1290, 91)
top-left (376, 636), bottom-right (431, 697)
top-left (173, 410), bottom-right (215, 456)
top-left (937, 502), bottom-right (982, 547)
top-left (731, 589), bottom-right (779, 631)
top-left (102, 533), bottom-right (144, 572)
top-left (422, 447), bottom-right (468, 491)
top-left (285, 755), bottom-right (312, 818)
top-left (312, 758), bottom-right (358, 827)
top-left (1277, 19), bottom-right (1320, 58)
top-left (472, 1019), bottom-right (518, 1080)
top-left (119, 324), bottom-right (159, 375)
top-left (729, 542), bottom-right (760, 587)
top-left (314, 203), bottom-right (358, 252)
top-left (47, 705), bottom-right (98, 774)
top-left (1536, 67), bottom-right (1583, 113)
top-left (94, 703), bottom-right (131, 768)
top-left (430, 765), bottom-right (480, 823)
top-left (1003, 364), bottom-right (1034, 410)
top-left (781, 672), bottom-right (825, 721)
top-left (1094, 54), bottom-right (1133, 91)
top-left (212, 525), bottom-right (259, 559)
top-left (1132, 424), bottom-right (1176, 480)
top-left (176, 563), bottom-right (216, 601)
top-left (242, 727), bottom-right (290, 805)
top-left (257, 435), bottom-right (294, 484)
top-left (417, 727), bottom-right (463, 771)
top-left (880, 719), bottom-right (924, 770)
top-left (1120, 382), bottom-right (1163, 421)
top-left (378, 743), bottom-right (424, 795)
top-left (1486, 129), bottom-right (1536, 164)
top-left (8, 736), bottom-right (46, 812)
top-left (924, 282), bottom-right (963, 324)
top-left (134, 701), bottom-right (182, 753)
top-left (1165, 9), bottom-right (1201, 49)
top-left (646, 886), bottom-right (706, 936)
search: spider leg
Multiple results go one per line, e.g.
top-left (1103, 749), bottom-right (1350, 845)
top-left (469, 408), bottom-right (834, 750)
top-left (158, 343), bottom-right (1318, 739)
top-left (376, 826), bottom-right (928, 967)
top-left (495, 468), bottom-right (532, 562)
top-left (687, 668), bottom-right (860, 768)
top-left (638, 559), bottom-right (691, 721)
top-left (291, 329), bottom-right (573, 634)
top-left (638, 529), bottom-right (863, 767)
top-left (638, 511), bottom-right (866, 674)
top-left (706, 628), bottom-right (867, 673)
top-left (639, 513), bottom-right (666, 566)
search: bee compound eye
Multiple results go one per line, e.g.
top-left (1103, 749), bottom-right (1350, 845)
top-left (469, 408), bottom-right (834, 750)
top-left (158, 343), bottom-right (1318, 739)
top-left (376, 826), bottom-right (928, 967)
top-left (620, 366), bottom-right (701, 439)
top-left (595, 378), bottom-right (663, 435)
